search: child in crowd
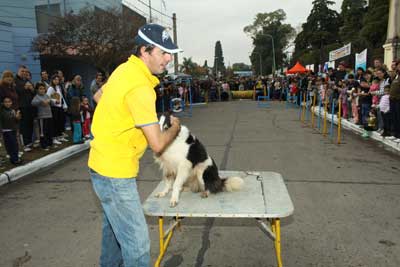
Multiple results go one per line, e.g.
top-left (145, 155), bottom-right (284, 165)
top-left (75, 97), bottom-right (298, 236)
top-left (369, 77), bottom-right (380, 108)
top-left (80, 96), bottom-right (93, 139)
top-left (378, 85), bottom-right (391, 137)
top-left (67, 97), bottom-right (83, 144)
top-left (0, 97), bottom-right (22, 164)
top-left (289, 80), bottom-right (298, 102)
top-left (31, 82), bottom-right (53, 150)
top-left (348, 85), bottom-right (359, 124)
top-left (339, 80), bottom-right (348, 119)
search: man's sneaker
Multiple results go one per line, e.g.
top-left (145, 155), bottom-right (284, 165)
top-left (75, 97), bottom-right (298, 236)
top-left (23, 147), bottom-right (32, 152)
top-left (53, 139), bottom-right (62, 145)
top-left (18, 151), bottom-right (24, 157)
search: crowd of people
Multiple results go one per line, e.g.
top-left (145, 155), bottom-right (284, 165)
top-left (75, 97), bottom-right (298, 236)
top-left (0, 65), bottom-right (102, 165)
top-left (283, 58), bottom-right (400, 141)
top-left (155, 58), bottom-right (399, 142)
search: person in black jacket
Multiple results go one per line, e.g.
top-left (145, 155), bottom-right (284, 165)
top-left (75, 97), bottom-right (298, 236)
top-left (16, 80), bottom-right (36, 151)
top-left (0, 97), bottom-right (22, 164)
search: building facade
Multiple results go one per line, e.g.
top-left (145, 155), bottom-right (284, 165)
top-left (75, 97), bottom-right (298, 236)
top-left (0, 0), bottom-right (146, 83)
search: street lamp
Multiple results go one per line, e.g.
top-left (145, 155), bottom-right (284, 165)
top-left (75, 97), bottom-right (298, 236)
top-left (252, 52), bottom-right (263, 76)
top-left (262, 33), bottom-right (276, 76)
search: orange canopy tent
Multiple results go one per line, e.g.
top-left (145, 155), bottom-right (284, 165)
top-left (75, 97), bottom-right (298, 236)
top-left (286, 61), bottom-right (308, 74)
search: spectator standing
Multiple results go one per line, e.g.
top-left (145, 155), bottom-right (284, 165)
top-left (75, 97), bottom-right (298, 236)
top-left (14, 66), bottom-right (28, 92)
top-left (374, 68), bottom-right (391, 132)
top-left (47, 75), bottom-right (68, 144)
top-left (17, 81), bottom-right (36, 151)
top-left (355, 67), bottom-right (364, 82)
top-left (67, 75), bottom-right (85, 105)
top-left (90, 72), bottom-right (103, 107)
top-left (0, 97), bottom-right (22, 164)
top-left (81, 96), bottom-right (93, 139)
top-left (358, 78), bottom-right (372, 126)
top-left (67, 96), bottom-right (83, 144)
top-left (0, 70), bottom-right (19, 110)
top-left (379, 85), bottom-right (391, 137)
top-left (389, 60), bottom-right (400, 141)
top-left (40, 70), bottom-right (50, 88)
top-left (31, 82), bottom-right (53, 150)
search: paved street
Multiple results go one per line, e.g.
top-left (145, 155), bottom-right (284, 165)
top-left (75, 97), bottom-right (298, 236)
top-left (1, 100), bottom-right (400, 267)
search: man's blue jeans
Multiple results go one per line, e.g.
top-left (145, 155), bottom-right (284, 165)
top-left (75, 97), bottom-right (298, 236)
top-left (90, 169), bottom-right (150, 267)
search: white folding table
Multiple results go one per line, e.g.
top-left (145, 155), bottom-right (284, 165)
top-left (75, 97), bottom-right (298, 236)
top-left (143, 171), bottom-right (294, 267)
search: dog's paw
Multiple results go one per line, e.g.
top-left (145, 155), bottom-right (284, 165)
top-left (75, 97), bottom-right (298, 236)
top-left (155, 192), bottom-right (167, 198)
top-left (169, 196), bottom-right (179, 207)
top-left (200, 191), bottom-right (209, 198)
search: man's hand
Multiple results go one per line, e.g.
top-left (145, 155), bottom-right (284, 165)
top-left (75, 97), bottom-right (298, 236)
top-left (170, 115), bottom-right (181, 135)
top-left (142, 115), bottom-right (181, 155)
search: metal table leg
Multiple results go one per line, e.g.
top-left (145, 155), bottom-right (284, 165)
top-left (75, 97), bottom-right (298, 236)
top-left (154, 216), bottom-right (180, 267)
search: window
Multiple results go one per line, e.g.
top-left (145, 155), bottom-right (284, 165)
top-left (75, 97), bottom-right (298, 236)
top-left (35, 4), bottom-right (61, 34)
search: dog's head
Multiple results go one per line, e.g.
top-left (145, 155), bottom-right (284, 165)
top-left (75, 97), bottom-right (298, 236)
top-left (159, 113), bottom-right (172, 132)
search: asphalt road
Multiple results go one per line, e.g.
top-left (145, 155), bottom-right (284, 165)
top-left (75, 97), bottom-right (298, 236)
top-left (1, 100), bottom-right (399, 267)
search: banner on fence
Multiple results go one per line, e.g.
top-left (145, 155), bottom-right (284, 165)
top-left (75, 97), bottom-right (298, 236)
top-left (355, 49), bottom-right (367, 71)
top-left (329, 43), bottom-right (351, 61)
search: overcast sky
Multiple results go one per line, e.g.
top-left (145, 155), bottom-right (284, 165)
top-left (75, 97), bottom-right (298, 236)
top-left (129, 0), bottom-right (343, 66)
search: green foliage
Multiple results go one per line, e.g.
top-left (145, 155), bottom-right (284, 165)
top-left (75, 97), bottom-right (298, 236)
top-left (32, 6), bottom-right (143, 75)
top-left (232, 63), bottom-right (251, 71)
top-left (293, 0), bottom-right (341, 66)
top-left (213, 41), bottom-right (225, 77)
top-left (360, 0), bottom-right (389, 50)
top-left (339, 0), bottom-right (367, 53)
top-left (244, 9), bottom-right (295, 75)
top-left (179, 57), bottom-right (208, 78)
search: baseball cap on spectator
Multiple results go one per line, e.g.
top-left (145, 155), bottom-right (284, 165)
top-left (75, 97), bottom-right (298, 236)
top-left (134, 24), bottom-right (182, 54)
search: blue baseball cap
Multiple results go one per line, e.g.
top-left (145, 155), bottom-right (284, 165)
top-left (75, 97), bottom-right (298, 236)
top-left (134, 24), bottom-right (182, 54)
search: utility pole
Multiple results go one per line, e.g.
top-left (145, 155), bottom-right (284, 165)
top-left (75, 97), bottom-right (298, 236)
top-left (172, 13), bottom-right (178, 74)
top-left (148, 0), bottom-right (152, 22)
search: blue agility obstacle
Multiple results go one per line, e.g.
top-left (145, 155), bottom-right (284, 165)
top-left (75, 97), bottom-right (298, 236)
top-left (256, 87), bottom-right (270, 108)
top-left (169, 77), bottom-right (193, 118)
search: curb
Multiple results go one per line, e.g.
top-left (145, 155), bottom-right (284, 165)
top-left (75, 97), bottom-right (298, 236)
top-left (311, 107), bottom-right (400, 152)
top-left (0, 141), bottom-right (90, 187)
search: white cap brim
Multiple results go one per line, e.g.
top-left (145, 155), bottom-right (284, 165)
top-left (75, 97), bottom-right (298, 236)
top-left (138, 30), bottom-right (183, 54)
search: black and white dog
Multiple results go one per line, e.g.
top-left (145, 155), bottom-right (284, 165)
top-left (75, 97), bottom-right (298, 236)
top-left (154, 115), bottom-right (244, 207)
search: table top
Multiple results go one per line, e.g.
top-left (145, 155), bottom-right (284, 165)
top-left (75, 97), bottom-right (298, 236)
top-left (143, 171), bottom-right (294, 218)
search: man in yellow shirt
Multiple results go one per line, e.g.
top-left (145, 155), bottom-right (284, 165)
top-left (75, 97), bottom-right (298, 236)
top-left (88, 24), bottom-right (182, 267)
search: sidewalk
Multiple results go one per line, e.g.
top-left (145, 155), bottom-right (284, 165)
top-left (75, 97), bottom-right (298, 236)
top-left (311, 106), bottom-right (400, 153)
top-left (0, 139), bottom-right (89, 186)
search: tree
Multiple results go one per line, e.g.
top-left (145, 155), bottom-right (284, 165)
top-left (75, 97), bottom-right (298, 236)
top-left (32, 6), bottom-right (144, 76)
top-left (179, 57), bottom-right (197, 75)
top-left (359, 0), bottom-right (389, 62)
top-left (293, 0), bottom-right (341, 66)
top-left (339, 0), bottom-right (367, 53)
top-left (232, 63), bottom-right (251, 71)
top-left (213, 41), bottom-right (225, 77)
top-left (244, 9), bottom-right (295, 75)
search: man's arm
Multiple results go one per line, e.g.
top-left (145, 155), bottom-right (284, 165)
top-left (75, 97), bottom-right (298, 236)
top-left (141, 116), bottom-right (180, 155)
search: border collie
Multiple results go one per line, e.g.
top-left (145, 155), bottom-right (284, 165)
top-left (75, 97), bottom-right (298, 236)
top-left (154, 115), bottom-right (244, 207)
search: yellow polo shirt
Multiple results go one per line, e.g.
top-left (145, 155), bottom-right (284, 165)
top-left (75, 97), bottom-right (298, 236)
top-left (88, 55), bottom-right (159, 178)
